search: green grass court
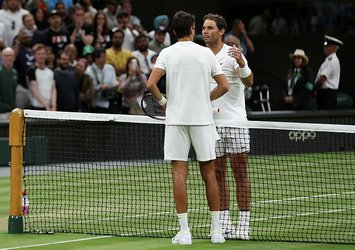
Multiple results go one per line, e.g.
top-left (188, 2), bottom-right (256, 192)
top-left (1, 151), bottom-right (354, 249)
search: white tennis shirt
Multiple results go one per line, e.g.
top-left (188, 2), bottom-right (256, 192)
top-left (211, 44), bottom-right (248, 123)
top-left (155, 41), bottom-right (224, 125)
top-left (315, 52), bottom-right (340, 90)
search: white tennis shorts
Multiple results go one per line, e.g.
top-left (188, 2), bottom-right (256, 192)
top-left (164, 124), bottom-right (220, 161)
top-left (215, 127), bottom-right (250, 157)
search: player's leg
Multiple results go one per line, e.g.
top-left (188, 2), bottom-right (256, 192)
top-left (199, 160), bottom-right (224, 243)
top-left (230, 152), bottom-right (251, 240)
top-left (215, 156), bottom-right (229, 210)
top-left (191, 125), bottom-right (225, 243)
top-left (165, 125), bottom-right (192, 245)
top-left (215, 127), bottom-right (236, 238)
top-left (172, 161), bottom-right (189, 213)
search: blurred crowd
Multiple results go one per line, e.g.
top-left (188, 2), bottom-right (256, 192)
top-left (0, 0), bottom-right (351, 119)
top-left (240, 1), bottom-right (355, 36)
top-left (0, 0), bottom-right (170, 117)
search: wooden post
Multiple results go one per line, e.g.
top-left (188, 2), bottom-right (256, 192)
top-left (8, 108), bottom-right (25, 233)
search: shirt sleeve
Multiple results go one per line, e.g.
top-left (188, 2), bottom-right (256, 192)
top-left (27, 67), bottom-right (36, 81)
top-left (210, 53), bottom-right (224, 77)
top-left (154, 49), bottom-right (166, 71)
top-left (103, 64), bottom-right (117, 87)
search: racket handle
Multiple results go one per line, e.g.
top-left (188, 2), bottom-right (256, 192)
top-left (212, 107), bottom-right (220, 113)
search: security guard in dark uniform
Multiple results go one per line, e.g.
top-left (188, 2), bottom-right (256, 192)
top-left (314, 35), bottom-right (343, 110)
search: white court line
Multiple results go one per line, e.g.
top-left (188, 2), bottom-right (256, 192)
top-left (0, 236), bottom-right (113, 250)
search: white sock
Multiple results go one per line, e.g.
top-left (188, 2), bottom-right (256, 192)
top-left (211, 211), bottom-right (221, 231)
top-left (239, 211), bottom-right (250, 228)
top-left (177, 213), bottom-right (189, 231)
top-left (219, 210), bottom-right (231, 222)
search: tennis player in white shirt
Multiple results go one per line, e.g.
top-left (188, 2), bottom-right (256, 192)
top-left (147, 11), bottom-right (229, 245)
top-left (202, 13), bottom-right (254, 240)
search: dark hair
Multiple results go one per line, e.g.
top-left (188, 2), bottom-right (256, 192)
top-left (117, 11), bottom-right (129, 19)
top-left (93, 11), bottom-right (109, 35)
top-left (125, 56), bottom-right (140, 73)
top-left (93, 48), bottom-right (106, 59)
top-left (134, 33), bottom-right (147, 43)
top-left (172, 11), bottom-right (195, 39)
top-left (203, 13), bottom-right (227, 31)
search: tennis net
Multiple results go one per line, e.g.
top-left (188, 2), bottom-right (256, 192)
top-left (12, 110), bottom-right (355, 243)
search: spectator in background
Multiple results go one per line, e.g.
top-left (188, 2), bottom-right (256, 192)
top-left (64, 43), bottom-right (78, 68)
top-left (75, 58), bottom-right (94, 112)
top-left (121, 0), bottom-right (142, 29)
top-left (132, 33), bottom-right (155, 77)
top-left (28, 43), bottom-right (56, 111)
top-left (283, 49), bottom-right (315, 110)
top-left (148, 26), bottom-right (168, 54)
top-left (116, 11), bottom-right (138, 51)
top-left (13, 27), bottom-right (35, 89)
top-left (45, 46), bottom-right (56, 68)
top-left (105, 27), bottom-right (132, 77)
top-left (80, 0), bottom-right (97, 17)
top-left (86, 48), bottom-right (118, 113)
top-left (69, 5), bottom-right (94, 58)
top-left (33, 8), bottom-right (48, 31)
top-left (314, 35), bottom-right (343, 110)
top-left (13, 27), bottom-right (35, 109)
top-left (226, 19), bottom-right (254, 58)
top-left (47, 0), bottom-right (73, 11)
top-left (82, 44), bottom-right (94, 65)
top-left (103, 0), bottom-right (120, 30)
top-left (21, 13), bottom-right (46, 45)
top-left (43, 10), bottom-right (70, 56)
top-left (248, 8), bottom-right (272, 35)
top-left (93, 10), bottom-right (111, 49)
top-left (224, 34), bottom-right (240, 48)
top-left (84, 11), bottom-right (94, 26)
top-left (55, 51), bottom-right (79, 111)
top-left (55, 1), bottom-right (71, 31)
top-left (148, 14), bottom-right (171, 46)
top-left (0, 0), bottom-right (30, 47)
top-left (270, 8), bottom-right (288, 35)
top-left (0, 47), bottom-right (17, 121)
top-left (119, 57), bottom-right (146, 115)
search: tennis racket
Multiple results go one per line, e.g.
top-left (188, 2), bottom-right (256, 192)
top-left (141, 93), bottom-right (166, 120)
top-left (141, 93), bottom-right (220, 120)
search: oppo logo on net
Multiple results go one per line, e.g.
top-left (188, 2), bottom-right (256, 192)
top-left (288, 130), bottom-right (316, 142)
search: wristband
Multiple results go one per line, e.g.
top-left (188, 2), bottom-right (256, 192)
top-left (158, 95), bottom-right (167, 106)
top-left (239, 65), bottom-right (252, 78)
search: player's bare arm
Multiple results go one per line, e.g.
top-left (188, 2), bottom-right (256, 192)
top-left (210, 74), bottom-right (229, 101)
top-left (147, 68), bottom-right (166, 106)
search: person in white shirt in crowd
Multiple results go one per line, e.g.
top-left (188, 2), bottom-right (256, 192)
top-left (86, 48), bottom-right (118, 113)
top-left (116, 11), bottom-right (138, 52)
top-left (28, 43), bottom-right (57, 111)
top-left (0, 0), bottom-right (29, 46)
top-left (132, 33), bottom-right (155, 77)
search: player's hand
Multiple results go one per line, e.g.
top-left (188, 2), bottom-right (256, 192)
top-left (228, 45), bottom-right (245, 67)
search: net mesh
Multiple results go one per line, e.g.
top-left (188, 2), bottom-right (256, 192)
top-left (20, 110), bottom-right (355, 243)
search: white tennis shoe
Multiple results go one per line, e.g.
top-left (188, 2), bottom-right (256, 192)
top-left (171, 230), bottom-right (192, 245)
top-left (221, 220), bottom-right (237, 239)
top-left (210, 230), bottom-right (225, 244)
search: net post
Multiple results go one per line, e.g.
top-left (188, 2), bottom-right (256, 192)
top-left (8, 108), bottom-right (25, 234)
